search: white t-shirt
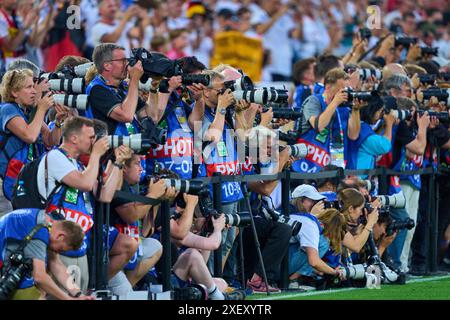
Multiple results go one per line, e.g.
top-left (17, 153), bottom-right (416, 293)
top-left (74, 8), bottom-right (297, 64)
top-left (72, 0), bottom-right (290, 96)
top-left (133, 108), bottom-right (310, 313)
top-left (80, 0), bottom-right (100, 47)
top-left (37, 149), bottom-right (79, 200)
top-left (289, 214), bottom-right (320, 250)
top-left (92, 21), bottom-right (134, 56)
top-left (258, 11), bottom-right (295, 77)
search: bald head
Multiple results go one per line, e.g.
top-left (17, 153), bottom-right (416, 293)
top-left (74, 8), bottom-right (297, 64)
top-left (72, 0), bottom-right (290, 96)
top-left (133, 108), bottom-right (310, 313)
top-left (382, 63), bottom-right (407, 81)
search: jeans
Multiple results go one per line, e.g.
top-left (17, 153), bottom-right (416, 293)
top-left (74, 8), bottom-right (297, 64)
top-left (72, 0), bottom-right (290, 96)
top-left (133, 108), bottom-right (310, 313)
top-left (288, 234), bottom-right (330, 277)
top-left (386, 207), bottom-right (409, 269)
top-left (399, 181), bottom-right (420, 272)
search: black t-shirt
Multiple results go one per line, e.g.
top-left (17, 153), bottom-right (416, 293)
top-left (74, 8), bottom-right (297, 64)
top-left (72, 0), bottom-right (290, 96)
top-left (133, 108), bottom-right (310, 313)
top-left (392, 120), bottom-right (416, 165)
top-left (110, 180), bottom-right (135, 226)
top-left (89, 82), bottom-right (146, 134)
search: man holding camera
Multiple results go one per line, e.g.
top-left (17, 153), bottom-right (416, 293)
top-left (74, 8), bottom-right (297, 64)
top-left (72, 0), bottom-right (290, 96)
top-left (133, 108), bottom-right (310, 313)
top-left (36, 116), bottom-right (136, 294)
top-left (87, 43), bottom-right (153, 137)
top-left (0, 208), bottom-right (93, 300)
top-left (293, 68), bottom-right (362, 173)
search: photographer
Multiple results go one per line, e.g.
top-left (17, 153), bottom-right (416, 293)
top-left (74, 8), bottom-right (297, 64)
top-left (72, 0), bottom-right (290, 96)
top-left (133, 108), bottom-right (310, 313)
top-left (36, 116), bottom-right (135, 294)
top-left (86, 43), bottom-right (153, 136)
top-left (346, 95), bottom-right (396, 171)
top-left (291, 57), bottom-right (316, 111)
top-left (0, 69), bottom-right (66, 201)
top-left (293, 68), bottom-right (361, 173)
top-left (338, 188), bottom-right (380, 254)
top-left (146, 56), bottom-right (207, 180)
top-left (316, 164), bottom-right (340, 201)
top-left (388, 97), bottom-right (430, 273)
top-left (0, 208), bottom-right (93, 300)
top-left (288, 185), bottom-right (346, 287)
top-left (108, 153), bottom-right (169, 296)
top-left (242, 127), bottom-right (293, 293)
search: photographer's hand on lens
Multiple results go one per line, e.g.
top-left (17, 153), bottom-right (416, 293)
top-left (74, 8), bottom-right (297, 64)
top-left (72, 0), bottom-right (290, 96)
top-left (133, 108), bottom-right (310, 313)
top-left (429, 116), bottom-right (439, 129)
top-left (380, 231), bottom-right (397, 248)
top-left (147, 179), bottom-right (167, 199)
top-left (235, 99), bottom-right (250, 113)
top-left (187, 83), bottom-right (207, 101)
top-left (183, 193), bottom-right (199, 207)
top-left (406, 43), bottom-right (421, 62)
top-left (114, 145), bottom-right (133, 165)
top-left (161, 186), bottom-right (178, 201)
top-left (336, 268), bottom-right (346, 281)
top-left (417, 111), bottom-right (431, 129)
top-left (168, 76), bottom-right (182, 93)
top-left (311, 200), bottom-right (325, 216)
top-left (331, 89), bottom-right (348, 106)
top-left (91, 136), bottom-right (110, 157)
top-left (212, 213), bottom-right (226, 231)
top-left (383, 111), bottom-right (396, 128)
top-left (217, 89), bottom-right (235, 110)
top-left (349, 67), bottom-right (362, 90)
top-left (260, 107), bottom-right (273, 127)
top-left (351, 98), bottom-right (366, 111)
top-left (37, 92), bottom-right (54, 112)
top-left (54, 104), bottom-right (71, 125)
top-left (128, 60), bottom-right (144, 81)
top-left (34, 78), bottom-right (50, 100)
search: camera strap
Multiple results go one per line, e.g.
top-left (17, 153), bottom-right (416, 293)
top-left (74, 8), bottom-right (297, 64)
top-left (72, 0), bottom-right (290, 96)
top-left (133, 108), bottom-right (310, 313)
top-left (16, 224), bottom-right (49, 254)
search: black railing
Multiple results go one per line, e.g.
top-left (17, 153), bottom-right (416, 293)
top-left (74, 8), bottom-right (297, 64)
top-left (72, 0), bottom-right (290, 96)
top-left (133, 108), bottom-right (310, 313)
top-left (91, 165), bottom-right (444, 292)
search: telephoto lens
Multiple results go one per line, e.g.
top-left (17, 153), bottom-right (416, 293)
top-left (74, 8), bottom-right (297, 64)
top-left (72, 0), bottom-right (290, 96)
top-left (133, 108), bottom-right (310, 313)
top-left (359, 69), bottom-right (382, 81)
top-left (377, 193), bottom-right (406, 208)
top-left (390, 109), bottom-right (412, 121)
top-left (108, 134), bottom-right (152, 153)
top-left (162, 179), bottom-right (204, 195)
top-left (49, 78), bottom-right (86, 93)
top-left (287, 143), bottom-right (308, 158)
top-left (181, 74), bottom-right (211, 87)
top-left (52, 94), bottom-right (88, 111)
top-left (73, 62), bottom-right (94, 77)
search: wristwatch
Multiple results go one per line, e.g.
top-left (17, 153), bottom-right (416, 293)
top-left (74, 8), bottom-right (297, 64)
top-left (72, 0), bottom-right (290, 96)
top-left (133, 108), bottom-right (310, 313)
top-left (218, 108), bottom-right (226, 115)
top-left (113, 162), bottom-right (124, 170)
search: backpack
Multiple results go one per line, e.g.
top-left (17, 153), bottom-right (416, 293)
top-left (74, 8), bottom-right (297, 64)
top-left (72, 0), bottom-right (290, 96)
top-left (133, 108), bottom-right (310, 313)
top-left (11, 154), bottom-right (61, 210)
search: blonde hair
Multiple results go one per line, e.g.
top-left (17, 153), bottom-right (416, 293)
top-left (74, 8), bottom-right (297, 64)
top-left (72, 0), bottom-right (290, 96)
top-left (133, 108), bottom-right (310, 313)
top-left (316, 208), bottom-right (347, 254)
top-left (0, 69), bottom-right (34, 103)
top-left (324, 68), bottom-right (349, 86)
top-left (85, 64), bottom-right (98, 84)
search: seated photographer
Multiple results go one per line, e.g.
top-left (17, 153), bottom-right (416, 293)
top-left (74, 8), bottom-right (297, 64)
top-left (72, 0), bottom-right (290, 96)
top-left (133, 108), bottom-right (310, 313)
top-left (146, 56), bottom-right (207, 180)
top-left (293, 68), bottom-right (361, 173)
top-left (170, 199), bottom-right (238, 300)
top-left (315, 164), bottom-right (340, 201)
top-left (338, 188), bottom-right (380, 254)
top-left (346, 95), bottom-right (396, 171)
top-left (241, 128), bottom-right (294, 293)
top-left (86, 43), bottom-right (154, 136)
top-left (108, 153), bottom-right (168, 295)
top-left (0, 208), bottom-right (93, 300)
top-left (36, 117), bottom-right (134, 294)
top-left (0, 69), bottom-right (67, 201)
top-left (287, 206), bottom-right (347, 289)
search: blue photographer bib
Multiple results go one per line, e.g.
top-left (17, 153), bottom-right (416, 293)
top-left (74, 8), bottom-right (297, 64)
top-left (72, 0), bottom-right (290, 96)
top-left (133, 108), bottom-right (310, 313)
top-left (146, 92), bottom-right (194, 179)
top-left (198, 107), bottom-right (243, 203)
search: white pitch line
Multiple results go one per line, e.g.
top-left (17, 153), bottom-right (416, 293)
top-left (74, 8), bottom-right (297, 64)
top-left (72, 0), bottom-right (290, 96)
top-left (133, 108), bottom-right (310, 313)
top-left (254, 275), bottom-right (450, 300)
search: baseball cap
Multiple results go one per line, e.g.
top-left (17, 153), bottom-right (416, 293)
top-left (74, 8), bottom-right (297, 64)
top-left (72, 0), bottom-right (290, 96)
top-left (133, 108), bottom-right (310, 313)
top-left (291, 184), bottom-right (326, 201)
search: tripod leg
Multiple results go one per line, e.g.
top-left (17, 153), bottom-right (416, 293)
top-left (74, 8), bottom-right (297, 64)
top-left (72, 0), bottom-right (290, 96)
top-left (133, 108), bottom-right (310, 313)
top-left (241, 183), bottom-right (271, 295)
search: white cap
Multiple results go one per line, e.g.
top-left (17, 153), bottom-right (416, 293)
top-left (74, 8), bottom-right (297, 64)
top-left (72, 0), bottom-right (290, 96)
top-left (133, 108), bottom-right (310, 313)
top-left (291, 184), bottom-right (326, 201)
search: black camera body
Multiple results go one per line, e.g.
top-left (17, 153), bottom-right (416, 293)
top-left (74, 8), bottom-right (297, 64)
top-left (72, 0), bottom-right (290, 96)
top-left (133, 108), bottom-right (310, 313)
top-left (386, 218), bottom-right (415, 236)
top-left (360, 27), bottom-right (372, 40)
top-left (394, 36), bottom-right (417, 48)
top-left (323, 200), bottom-right (342, 210)
top-left (0, 251), bottom-right (33, 300)
top-left (420, 46), bottom-right (439, 56)
top-left (419, 74), bottom-right (436, 85)
top-left (345, 89), bottom-right (376, 104)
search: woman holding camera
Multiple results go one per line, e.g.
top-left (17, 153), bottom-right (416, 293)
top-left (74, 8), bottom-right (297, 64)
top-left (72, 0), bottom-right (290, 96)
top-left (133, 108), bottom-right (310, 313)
top-left (346, 95), bottom-right (396, 171)
top-left (288, 185), bottom-right (347, 287)
top-left (338, 188), bottom-right (380, 253)
top-left (0, 69), bottom-right (67, 200)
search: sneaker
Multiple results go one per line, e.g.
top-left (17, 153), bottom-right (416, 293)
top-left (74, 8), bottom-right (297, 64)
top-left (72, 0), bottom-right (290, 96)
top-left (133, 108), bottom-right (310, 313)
top-left (288, 279), bottom-right (299, 289)
top-left (247, 278), bottom-right (281, 293)
top-left (224, 289), bottom-right (246, 300)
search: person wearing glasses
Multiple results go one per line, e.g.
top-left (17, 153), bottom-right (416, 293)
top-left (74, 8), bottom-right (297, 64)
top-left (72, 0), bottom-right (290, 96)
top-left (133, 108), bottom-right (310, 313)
top-left (0, 68), bottom-right (66, 201)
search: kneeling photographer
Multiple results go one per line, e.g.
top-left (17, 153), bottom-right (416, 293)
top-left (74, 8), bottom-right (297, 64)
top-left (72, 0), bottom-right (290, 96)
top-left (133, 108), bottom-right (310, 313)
top-left (0, 208), bottom-right (93, 300)
top-left (288, 184), bottom-right (347, 289)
